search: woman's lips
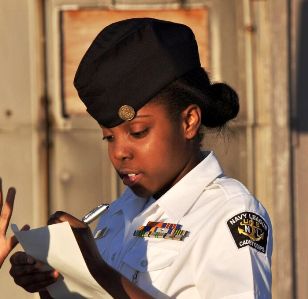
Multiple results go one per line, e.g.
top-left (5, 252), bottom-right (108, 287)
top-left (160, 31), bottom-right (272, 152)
top-left (121, 173), bottom-right (142, 186)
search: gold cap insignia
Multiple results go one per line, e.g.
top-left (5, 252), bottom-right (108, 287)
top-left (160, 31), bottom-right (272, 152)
top-left (118, 105), bottom-right (135, 121)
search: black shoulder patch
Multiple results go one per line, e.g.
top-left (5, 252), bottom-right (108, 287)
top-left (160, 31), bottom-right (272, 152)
top-left (227, 212), bottom-right (269, 253)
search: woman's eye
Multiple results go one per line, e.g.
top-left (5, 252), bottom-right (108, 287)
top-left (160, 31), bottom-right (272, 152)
top-left (130, 129), bottom-right (148, 138)
top-left (102, 135), bottom-right (114, 142)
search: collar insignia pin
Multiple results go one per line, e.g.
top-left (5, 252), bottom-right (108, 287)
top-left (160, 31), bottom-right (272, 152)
top-left (94, 227), bottom-right (109, 240)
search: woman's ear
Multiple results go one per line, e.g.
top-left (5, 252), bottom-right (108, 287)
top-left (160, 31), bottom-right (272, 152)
top-left (181, 104), bottom-right (202, 140)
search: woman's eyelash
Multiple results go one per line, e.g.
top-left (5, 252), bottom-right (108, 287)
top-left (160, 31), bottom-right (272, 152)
top-left (130, 129), bottom-right (148, 138)
top-left (102, 135), bottom-right (114, 142)
top-left (102, 128), bottom-right (149, 141)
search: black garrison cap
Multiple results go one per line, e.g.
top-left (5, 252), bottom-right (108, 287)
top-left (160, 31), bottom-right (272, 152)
top-left (74, 18), bottom-right (201, 128)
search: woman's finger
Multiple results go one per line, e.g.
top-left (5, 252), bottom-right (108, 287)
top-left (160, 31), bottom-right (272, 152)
top-left (0, 187), bottom-right (16, 235)
top-left (47, 211), bottom-right (67, 225)
top-left (7, 223), bottom-right (30, 252)
top-left (10, 262), bottom-right (41, 276)
top-left (10, 251), bottom-right (36, 266)
top-left (12, 270), bottom-right (59, 292)
top-left (25, 278), bottom-right (58, 293)
top-left (48, 211), bottom-right (87, 228)
top-left (0, 178), bottom-right (3, 211)
top-left (20, 224), bottom-right (31, 231)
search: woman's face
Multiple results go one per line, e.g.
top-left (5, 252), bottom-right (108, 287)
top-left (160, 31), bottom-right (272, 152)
top-left (102, 102), bottom-right (201, 198)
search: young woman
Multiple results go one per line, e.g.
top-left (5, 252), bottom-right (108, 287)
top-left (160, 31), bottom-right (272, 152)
top-left (10, 18), bottom-right (272, 298)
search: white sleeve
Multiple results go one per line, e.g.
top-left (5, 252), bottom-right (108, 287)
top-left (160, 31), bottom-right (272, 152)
top-left (194, 204), bottom-right (272, 298)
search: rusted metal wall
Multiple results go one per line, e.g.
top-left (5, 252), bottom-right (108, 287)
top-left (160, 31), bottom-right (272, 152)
top-left (0, 0), bottom-right (46, 298)
top-left (291, 0), bottom-right (308, 298)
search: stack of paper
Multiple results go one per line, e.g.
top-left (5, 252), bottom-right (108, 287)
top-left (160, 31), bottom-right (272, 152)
top-left (12, 222), bottom-right (112, 299)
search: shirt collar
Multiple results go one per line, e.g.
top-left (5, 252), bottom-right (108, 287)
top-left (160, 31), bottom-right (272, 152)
top-left (108, 151), bottom-right (223, 223)
top-left (155, 151), bottom-right (224, 223)
top-left (107, 188), bottom-right (145, 218)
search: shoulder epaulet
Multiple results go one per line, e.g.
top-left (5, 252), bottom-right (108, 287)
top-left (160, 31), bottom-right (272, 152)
top-left (213, 177), bottom-right (251, 200)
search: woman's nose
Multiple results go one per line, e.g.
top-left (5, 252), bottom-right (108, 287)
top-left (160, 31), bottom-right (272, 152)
top-left (111, 138), bottom-right (133, 161)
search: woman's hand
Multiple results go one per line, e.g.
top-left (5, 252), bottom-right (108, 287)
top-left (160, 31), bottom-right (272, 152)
top-left (9, 251), bottom-right (59, 293)
top-left (0, 178), bottom-right (29, 267)
top-left (48, 211), bottom-right (103, 269)
top-left (48, 211), bottom-right (153, 299)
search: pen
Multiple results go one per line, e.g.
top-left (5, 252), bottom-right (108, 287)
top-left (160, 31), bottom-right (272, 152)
top-left (82, 203), bottom-right (110, 224)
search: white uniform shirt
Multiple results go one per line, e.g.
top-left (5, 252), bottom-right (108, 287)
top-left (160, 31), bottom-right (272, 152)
top-left (95, 152), bottom-right (272, 299)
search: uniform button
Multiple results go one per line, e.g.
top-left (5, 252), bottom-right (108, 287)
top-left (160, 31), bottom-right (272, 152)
top-left (140, 260), bottom-right (148, 267)
top-left (111, 253), bottom-right (116, 261)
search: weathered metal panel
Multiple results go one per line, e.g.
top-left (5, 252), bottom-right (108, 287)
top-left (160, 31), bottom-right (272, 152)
top-left (0, 0), bottom-right (46, 298)
top-left (292, 0), bottom-right (308, 298)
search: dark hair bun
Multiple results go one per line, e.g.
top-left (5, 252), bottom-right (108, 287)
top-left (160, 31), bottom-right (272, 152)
top-left (202, 82), bottom-right (239, 128)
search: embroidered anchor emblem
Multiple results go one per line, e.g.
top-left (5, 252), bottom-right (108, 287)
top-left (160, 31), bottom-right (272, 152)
top-left (238, 219), bottom-right (264, 242)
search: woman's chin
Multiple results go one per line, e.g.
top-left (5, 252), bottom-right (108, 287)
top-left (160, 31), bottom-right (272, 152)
top-left (129, 185), bottom-right (154, 199)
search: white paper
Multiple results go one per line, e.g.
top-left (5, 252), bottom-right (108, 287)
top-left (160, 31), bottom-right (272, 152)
top-left (11, 222), bottom-right (112, 299)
